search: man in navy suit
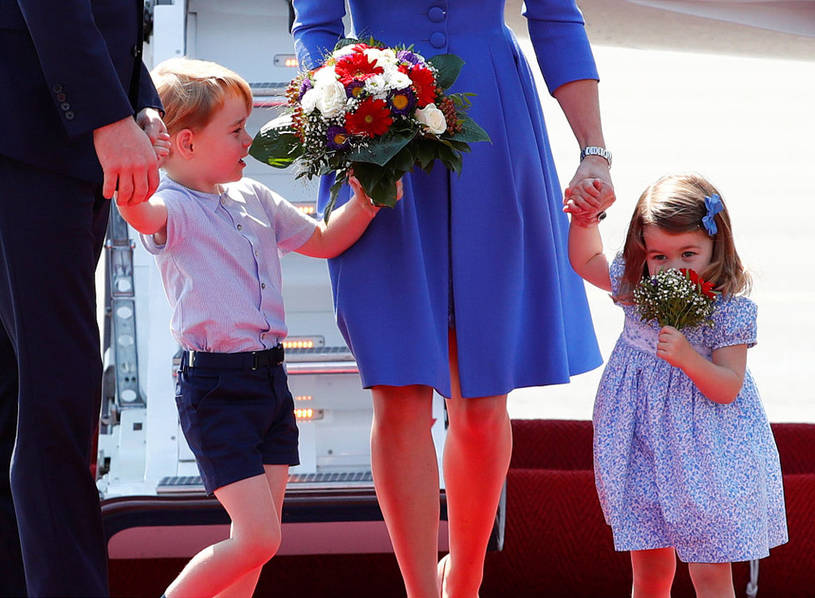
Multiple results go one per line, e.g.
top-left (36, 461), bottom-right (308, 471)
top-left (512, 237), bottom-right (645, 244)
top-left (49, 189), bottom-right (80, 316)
top-left (0, 2), bottom-right (164, 595)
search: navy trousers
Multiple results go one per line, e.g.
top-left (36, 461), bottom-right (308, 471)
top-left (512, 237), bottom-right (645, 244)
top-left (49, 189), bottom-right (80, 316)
top-left (0, 155), bottom-right (110, 597)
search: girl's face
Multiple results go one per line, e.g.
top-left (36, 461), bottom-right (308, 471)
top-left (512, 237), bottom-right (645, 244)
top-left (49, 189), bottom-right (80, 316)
top-left (642, 225), bottom-right (714, 276)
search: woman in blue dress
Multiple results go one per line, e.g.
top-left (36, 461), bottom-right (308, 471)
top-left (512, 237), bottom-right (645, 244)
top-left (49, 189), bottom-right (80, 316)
top-left (292, 1), bottom-right (614, 595)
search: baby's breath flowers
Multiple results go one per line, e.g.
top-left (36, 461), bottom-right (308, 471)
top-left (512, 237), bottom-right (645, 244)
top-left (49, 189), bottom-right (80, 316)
top-left (633, 268), bottom-right (718, 330)
top-left (250, 37), bottom-right (489, 221)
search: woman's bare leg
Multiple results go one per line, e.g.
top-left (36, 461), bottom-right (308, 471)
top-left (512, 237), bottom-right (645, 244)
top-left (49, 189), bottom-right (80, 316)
top-left (630, 548), bottom-right (676, 598)
top-left (371, 384), bottom-right (439, 598)
top-left (441, 328), bottom-right (512, 597)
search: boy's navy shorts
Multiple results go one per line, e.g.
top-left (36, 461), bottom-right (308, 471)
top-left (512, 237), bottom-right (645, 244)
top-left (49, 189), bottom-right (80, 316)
top-left (175, 347), bottom-right (299, 494)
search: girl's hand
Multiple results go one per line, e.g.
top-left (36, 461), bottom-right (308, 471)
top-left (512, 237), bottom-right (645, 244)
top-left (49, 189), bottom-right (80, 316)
top-left (564, 179), bottom-right (615, 225)
top-left (656, 326), bottom-right (695, 368)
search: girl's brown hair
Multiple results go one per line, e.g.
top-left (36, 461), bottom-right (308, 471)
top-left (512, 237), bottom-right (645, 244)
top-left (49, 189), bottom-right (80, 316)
top-left (617, 173), bottom-right (751, 301)
top-left (151, 57), bottom-right (253, 136)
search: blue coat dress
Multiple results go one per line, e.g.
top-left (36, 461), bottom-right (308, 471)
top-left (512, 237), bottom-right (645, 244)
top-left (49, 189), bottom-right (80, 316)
top-left (292, 0), bottom-right (603, 398)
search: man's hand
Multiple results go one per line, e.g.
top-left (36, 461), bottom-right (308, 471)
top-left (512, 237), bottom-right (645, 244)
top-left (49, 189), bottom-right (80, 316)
top-left (93, 116), bottom-right (160, 205)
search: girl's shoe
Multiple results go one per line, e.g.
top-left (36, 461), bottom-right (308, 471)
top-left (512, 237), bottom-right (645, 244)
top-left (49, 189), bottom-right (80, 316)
top-left (437, 554), bottom-right (450, 597)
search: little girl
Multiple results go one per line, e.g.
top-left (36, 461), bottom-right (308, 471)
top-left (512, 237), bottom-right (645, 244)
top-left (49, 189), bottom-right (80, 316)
top-left (566, 173), bottom-right (787, 597)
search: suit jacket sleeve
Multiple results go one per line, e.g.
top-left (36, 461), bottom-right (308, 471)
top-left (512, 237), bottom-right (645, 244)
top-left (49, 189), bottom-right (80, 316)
top-left (136, 61), bottom-right (162, 113)
top-left (17, 0), bottom-right (136, 138)
top-left (291, 0), bottom-right (346, 70)
top-left (523, 0), bottom-right (599, 95)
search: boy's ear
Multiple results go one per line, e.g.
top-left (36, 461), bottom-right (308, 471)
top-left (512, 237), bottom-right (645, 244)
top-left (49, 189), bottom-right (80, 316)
top-left (174, 129), bottom-right (195, 159)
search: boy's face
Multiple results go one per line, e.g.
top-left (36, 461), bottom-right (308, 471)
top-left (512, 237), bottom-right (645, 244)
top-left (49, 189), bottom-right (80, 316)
top-left (189, 93), bottom-right (252, 189)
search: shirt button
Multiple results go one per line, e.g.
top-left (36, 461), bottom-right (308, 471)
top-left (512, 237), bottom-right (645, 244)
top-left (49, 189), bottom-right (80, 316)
top-left (254, 249), bottom-right (259, 257)
top-left (430, 32), bottom-right (446, 48)
top-left (236, 224), bottom-right (243, 230)
top-left (428, 6), bottom-right (445, 22)
top-left (261, 282), bottom-right (266, 289)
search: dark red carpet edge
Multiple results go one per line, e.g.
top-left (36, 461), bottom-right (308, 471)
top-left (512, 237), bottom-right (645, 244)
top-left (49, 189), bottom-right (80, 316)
top-left (110, 420), bottom-right (815, 598)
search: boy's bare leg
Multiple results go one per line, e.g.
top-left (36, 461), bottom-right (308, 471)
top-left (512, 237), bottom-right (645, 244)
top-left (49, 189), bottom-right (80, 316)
top-left (688, 562), bottom-right (735, 598)
top-left (213, 465), bottom-right (289, 598)
top-left (164, 472), bottom-right (282, 598)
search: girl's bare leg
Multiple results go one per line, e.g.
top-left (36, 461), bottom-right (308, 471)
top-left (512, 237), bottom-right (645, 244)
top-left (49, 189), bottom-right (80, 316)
top-left (688, 562), bottom-right (735, 598)
top-left (370, 384), bottom-right (439, 598)
top-left (441, 328), bottom-right (512, 598)
top-left (213, 465), bottom-right (290, 598)
top-left (630, 548), bottom-right (676, 598)
top-left (164, 471), bottom-right (283, 598)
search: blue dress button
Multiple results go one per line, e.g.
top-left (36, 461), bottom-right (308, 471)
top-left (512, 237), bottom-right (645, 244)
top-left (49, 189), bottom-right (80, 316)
top-left (430, 31), bottom-right (446, 48)
top-left (428, 6), bottom-right (445, 22)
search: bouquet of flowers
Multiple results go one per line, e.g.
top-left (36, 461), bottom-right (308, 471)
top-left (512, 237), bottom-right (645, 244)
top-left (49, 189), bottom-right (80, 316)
top-left (633, 268), bottom-right (719, 330)
top-left (249, 37), bottom-right (490, 220)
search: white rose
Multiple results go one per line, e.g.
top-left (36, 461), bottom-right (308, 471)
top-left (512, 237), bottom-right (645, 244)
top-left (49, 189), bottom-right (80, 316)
top-left (300, 88), bottom-right (318, 114)
top-left (415, 103), bottom-right (447, 135)
top-left (384, 69), bottom-right (412, 90)
top-left (363, 74), bottom-right (388, 100)
top-left (331, 45), bottom-right (357, 59)
top-left (313, 65), bottom-right (339, 85)
top-left (315, 79), bottom-right (347, 118)
top-left (369, 47), bottom-right (397, 69)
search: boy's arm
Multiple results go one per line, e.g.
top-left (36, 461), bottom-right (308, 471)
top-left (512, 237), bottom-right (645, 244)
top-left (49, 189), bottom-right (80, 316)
top-left (296, 178), bottom-right (398, 258)
top-left (117, 197), bottom-right (168, 245)
top-left (568, 218), bottom-right (611, 292)
top-left (657, 329), bottom-right (747, 404)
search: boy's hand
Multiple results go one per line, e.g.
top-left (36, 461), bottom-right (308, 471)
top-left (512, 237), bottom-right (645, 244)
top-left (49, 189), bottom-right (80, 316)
top-left (656, 326), bottom-right (695, 368)
top-left (348, 175), bottom-right (403, 217)
top-left (136, 107), bottom-right (171, 167)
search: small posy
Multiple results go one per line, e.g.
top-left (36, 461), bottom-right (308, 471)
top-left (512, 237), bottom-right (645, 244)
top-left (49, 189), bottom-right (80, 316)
top-left (249, 37), bottom-right (490, 221)
top-left (633, 267), bottom-right (718, 330)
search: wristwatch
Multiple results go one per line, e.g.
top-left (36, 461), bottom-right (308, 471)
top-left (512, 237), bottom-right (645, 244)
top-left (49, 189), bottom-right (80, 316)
top-left (580, 146), bottom-right (612, 167)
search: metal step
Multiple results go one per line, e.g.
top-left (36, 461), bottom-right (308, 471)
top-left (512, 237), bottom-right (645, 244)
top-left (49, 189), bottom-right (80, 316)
top-left (285, 345), bottom-right (355, 363)
top-left (157, 471), bottom-right (374, 495)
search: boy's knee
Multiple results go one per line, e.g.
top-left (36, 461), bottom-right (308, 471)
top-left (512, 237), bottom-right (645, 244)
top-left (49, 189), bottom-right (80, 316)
top-left (242, 524), bottom-right (281, 567)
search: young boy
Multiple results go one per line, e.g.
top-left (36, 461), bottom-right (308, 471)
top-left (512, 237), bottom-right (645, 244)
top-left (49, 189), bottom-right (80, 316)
top-left (117, 57), bottom-right (396, 598)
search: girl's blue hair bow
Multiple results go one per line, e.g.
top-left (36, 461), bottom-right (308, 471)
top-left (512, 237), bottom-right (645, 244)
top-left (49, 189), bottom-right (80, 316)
top-left (702, 193), bottom-right (723, 235)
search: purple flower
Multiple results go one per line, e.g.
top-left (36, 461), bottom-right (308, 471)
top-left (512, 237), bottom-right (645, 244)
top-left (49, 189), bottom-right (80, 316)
top-left (298, 76), bottom-right (313, 100)
top-left (396, 50), bottom-right (423, 66)
top-left (388, 87), bottom-right (417, 115)
top-left (326, 126), bottom-right (350, 150)
top-left (345, 79), bottom-right (366, 99)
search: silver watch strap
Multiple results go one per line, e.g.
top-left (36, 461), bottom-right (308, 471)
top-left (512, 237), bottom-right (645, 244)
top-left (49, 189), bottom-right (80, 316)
top-left (580, 146), bottom-right (612, 167)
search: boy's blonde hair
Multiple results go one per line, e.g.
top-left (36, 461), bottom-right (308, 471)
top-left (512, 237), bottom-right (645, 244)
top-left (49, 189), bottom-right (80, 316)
top-left (618, 173), bottom-right (751, 301)
top-left (151, 57), bottom-right (252, 135)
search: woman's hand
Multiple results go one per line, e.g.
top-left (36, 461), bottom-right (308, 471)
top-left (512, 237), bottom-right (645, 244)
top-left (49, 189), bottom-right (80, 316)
top-left (564, 156), bottom-right (615, 222)
top-left (656, 326), bottom-right (695, 369)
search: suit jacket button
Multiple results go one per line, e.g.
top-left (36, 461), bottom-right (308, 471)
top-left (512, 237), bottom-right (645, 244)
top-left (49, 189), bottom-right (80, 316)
top-left (131, 44), bottom-right (139, 57)
top-left (56, 93), bottom-right (66, 102)
top-left (65, 111), bottom-right (75, 120)
top-left (430, 32), bottom-right (446, 48)
top-left (61, 102), bottom-right (71, 111)
top-left (52, 83), bottom-right (63, 93)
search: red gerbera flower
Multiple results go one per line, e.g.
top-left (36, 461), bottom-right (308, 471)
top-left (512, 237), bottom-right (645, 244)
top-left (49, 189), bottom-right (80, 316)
top-left (345, 98), bottom-right (393, 138)
top-left (334, 52), bottom-right (384, 85)
top-left (408, 66), bottom-right (437, 107)
top-left (680, 268), bottom-right (716, 299)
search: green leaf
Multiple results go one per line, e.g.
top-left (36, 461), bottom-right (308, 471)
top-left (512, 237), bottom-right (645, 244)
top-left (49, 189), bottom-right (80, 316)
top-left (249, 115), bottom-right (302, 169)
top-left (428, 54), bottom-right (464, 90)
top-left (347, 132), bottom-right (415, 166)
top-left (450, 114), bottom-right (491, 144)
